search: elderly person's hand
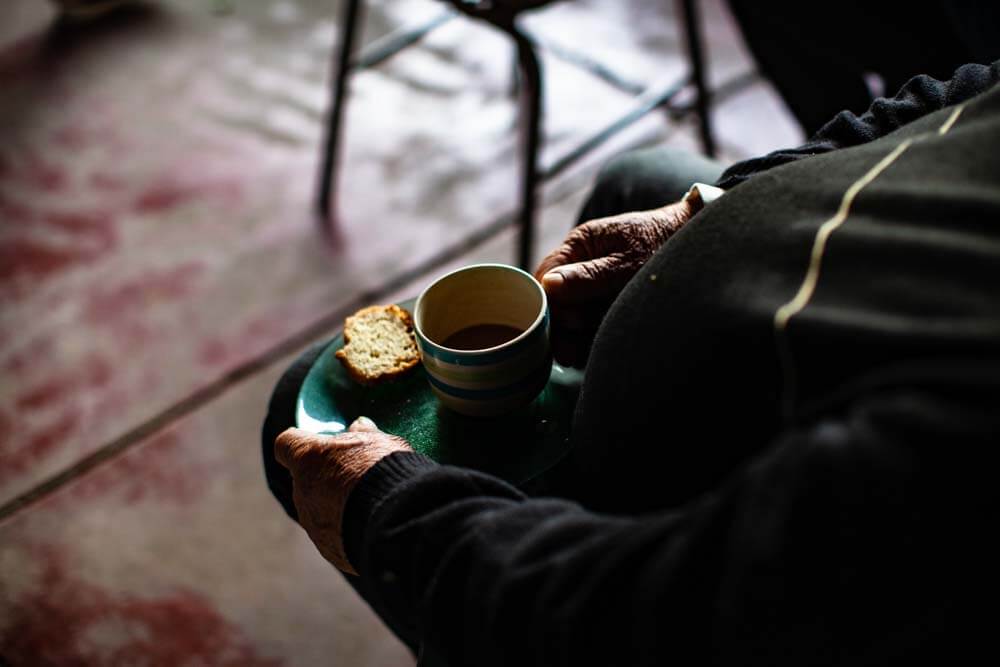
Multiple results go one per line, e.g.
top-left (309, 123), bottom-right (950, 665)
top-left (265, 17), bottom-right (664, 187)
top-left (534, 199), bottom-right (695, 368)
top-left (274, 418), bottom-right (412, 575)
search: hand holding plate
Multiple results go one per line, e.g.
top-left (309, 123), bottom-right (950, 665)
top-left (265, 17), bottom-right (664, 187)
top-left (274, 418), bottom-right (412, 574)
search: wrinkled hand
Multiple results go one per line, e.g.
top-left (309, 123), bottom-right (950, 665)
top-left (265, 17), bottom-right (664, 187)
top-left (534, 199), bottom-right (694, 367)
top-left (274, 418), bottom-right (412, 575)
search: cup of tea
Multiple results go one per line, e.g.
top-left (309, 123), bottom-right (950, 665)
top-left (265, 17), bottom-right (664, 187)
top-left (414, 263), bottom-right (552, 417)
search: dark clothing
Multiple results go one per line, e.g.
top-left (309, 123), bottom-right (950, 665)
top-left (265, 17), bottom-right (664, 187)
top-left (264, 64), bottom-right (1000, 665)
top-left (563, 61), bottom-right (1000, 515)
top-left (717, 62), bottom-right (1000, 189)
top-left (725, 0), bottom-right (999, 135)
top-left (259, 148), bottom-right (725, 661)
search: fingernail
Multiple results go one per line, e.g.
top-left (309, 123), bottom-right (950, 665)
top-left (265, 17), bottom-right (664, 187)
top-left (356, 416), bottom-right (377, 429)
top-left (542, 271), bottom-right (563, 290)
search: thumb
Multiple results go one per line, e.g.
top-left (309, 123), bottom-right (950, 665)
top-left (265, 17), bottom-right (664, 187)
top-left (541, 255), bottom-right (625, 304)
top-left (348, 416), bottom-right (380, 433)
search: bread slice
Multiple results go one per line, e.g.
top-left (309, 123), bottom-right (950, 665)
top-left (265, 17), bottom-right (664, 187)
top-left (335, 304), bottom-right (420, 386)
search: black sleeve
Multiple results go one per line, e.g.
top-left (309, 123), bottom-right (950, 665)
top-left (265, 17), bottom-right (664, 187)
top-left (716, 60), bottom-right (1000, 189)
top-left (342, 383), bottom-right (999, 666)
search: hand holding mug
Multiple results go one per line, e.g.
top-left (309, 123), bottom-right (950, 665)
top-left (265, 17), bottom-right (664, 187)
top-left (534, 199), bottom-right (694, 368)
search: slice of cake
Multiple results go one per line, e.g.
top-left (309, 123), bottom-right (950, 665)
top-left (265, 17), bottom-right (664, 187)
top-left (335, 304), bottom-right (420, 386)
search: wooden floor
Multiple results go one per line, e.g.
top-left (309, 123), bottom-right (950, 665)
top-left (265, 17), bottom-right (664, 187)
top-left (0, 1), bottom-right (800, 664)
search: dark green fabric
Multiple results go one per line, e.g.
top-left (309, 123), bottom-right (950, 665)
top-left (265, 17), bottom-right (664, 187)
top-left (577, 146), bottom-right (724, 224)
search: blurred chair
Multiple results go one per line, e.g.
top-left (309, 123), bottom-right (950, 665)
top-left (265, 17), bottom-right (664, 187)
top-left (49, 0), bottom-right (135, 19)
top-left (316, 0), bottom-right (719, 269)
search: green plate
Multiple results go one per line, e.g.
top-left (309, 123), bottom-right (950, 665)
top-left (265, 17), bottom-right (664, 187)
top-left (296, 299), bottom-right (583, 486)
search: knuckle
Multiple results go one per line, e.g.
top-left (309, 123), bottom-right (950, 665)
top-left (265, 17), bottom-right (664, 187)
top-left (578, 261), bottom-right (605, 283)
top-left (290, 440), bottom-right (320, 466)
top-left (276, 432), bottom-right (304, 459)
top-left (570, 223), bottom-right (597, 244)
top-left (538, 250), bottom-right (567, 274)
top-left (624, 232), bottom-right (647, 255)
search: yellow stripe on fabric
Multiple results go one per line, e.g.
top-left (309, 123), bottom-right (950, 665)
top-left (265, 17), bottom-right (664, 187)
top-left (774, 139), bottom-right (915, 333)
top-left (773, 104), bottom-right (966, 418)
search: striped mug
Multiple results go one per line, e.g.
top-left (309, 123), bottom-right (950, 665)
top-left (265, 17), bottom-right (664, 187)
top-left (414, 264), bottom-right (552, 417)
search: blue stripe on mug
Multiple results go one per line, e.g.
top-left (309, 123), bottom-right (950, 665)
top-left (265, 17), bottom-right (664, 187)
top-left (420, 340), bottom-right (552, 389)
top-left (418, 311), bottom-right (549, 366)
top-left (424, 359), bottom-right (552, 401)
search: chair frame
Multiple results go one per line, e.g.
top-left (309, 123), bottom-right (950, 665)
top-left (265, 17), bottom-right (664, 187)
top-left (316, 0), bottom-right (718, 269)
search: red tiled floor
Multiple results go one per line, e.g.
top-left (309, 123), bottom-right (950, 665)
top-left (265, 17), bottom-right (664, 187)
top-left (0, 0), bottom-right (800, 664)
top-left (0, 352), bottom-right (414, 666)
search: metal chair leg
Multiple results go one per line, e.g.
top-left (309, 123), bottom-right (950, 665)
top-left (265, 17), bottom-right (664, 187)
top-left (678, 0), bottom-right (716, 158)
top-left (495, 23), bottom-right (542, 270)
top-left (509, 45), bottom-right (521, 99)
top-left (317, 0), bottom-right (363, 227)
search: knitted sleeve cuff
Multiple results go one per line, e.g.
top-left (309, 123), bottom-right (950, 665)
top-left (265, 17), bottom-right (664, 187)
top-left (342, 450), bottom-right (438, 571)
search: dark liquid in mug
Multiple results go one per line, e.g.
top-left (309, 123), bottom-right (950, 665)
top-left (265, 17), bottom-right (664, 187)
top-left (441, 324), bottom-right (523, 350)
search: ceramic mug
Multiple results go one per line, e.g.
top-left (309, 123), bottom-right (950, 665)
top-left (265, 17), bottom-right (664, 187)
top-left (414, 264), bottom-right (552, 417)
